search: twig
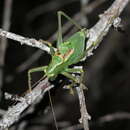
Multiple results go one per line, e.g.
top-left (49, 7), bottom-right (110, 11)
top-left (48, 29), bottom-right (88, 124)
top-left (0, 78), bottom-right (54, 129)
top-left (0, 29), bottom-right (51, 53)
top-left (76, 87), bottom-right (91, 130)
top-left (86, 0), bottom-right (129, 56)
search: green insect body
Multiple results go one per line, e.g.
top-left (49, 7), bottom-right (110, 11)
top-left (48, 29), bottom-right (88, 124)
top-left (44, 30), bottom-right (86, 78)
top-left (28, 11), bottom-right (87, 91)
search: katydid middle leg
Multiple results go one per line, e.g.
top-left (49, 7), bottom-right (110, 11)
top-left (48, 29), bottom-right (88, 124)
top-left (65, 67), bottom-right (83, 73)
top-left (61, 71), bottom-right (78, 94)
top-left (61, 69), bottom-right (85, 94)
top-left (64, 67), bottom-right (86, 89)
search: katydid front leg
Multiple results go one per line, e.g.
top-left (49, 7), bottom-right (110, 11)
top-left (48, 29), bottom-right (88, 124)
top-left (39, 39), bottom-right (55, 55)
top-left (28, 66), bottom-right (47, 92)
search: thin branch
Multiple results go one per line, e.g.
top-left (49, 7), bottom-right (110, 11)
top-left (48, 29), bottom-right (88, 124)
top-left (86, 0), bottom-right (129, 56)
top-left (76, 87), bottom-right (91, 130)
top-left (0, 29), bottom-right (51, 53)
top-left (0, 78), bottom-right (54, 129)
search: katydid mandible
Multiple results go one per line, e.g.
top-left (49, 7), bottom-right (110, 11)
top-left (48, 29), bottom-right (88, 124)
top-left (28, 11), bottom-right (88, 91)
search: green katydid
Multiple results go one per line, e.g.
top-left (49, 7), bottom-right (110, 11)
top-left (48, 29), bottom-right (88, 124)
top-left (28, 11), bottom-right (88, 91)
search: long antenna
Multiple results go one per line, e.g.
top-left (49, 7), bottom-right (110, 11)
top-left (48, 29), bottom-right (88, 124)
top-left (48, 90), bottom-right (59, 130)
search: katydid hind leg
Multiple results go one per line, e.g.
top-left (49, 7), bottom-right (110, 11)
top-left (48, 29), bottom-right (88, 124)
top-left (57, 11), bottom-right (63, 48)
top-left (57, 11), bottom-right (82, 48)
top-left (28, 66), bottom-right (47, 92)
top-left (58, 11), bottom-right (82, 30)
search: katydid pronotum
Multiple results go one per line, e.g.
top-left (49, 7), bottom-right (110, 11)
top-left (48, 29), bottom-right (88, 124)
top-left (28, 11), bottom-right (88, 92)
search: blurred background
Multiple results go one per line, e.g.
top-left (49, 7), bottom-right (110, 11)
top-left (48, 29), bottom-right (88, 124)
top-left (0, 0), bottom-right (130, 130)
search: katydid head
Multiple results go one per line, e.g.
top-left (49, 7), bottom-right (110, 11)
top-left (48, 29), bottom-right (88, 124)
top-left (44, 54), bottom-right (63, 79)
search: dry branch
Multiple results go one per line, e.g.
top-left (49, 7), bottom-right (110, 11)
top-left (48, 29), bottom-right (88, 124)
top-left (0, 78), bottom-right (54, 129)
top-left (0, 0), bottom-right (129, 129)
top-left (76, 87), bottom-right (90, 130)
top-left (86, 0), bottom-right (129, 56)
top-left (0, 29), bottom-right (51, 53)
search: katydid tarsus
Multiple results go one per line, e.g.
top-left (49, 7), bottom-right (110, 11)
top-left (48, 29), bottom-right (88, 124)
top-left (28, 11), bottom-right (88, 129)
